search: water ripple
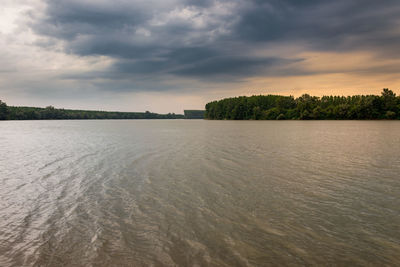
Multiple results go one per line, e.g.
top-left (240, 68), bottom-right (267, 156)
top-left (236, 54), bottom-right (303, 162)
top-left (0, 120), bottom-right (399, 266)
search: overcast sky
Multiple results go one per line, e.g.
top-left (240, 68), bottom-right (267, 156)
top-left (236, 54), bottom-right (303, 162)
top-left (1, 0), bottom-right (400, 113)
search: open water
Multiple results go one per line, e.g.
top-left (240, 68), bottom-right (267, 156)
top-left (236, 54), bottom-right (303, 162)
top-left (0, 120), bottom-right (399, 266)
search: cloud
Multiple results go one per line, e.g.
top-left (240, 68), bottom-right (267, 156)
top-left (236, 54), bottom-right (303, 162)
top-left (28, 0), bottom-right (400, 80)
top-left (1, 0), bottom-right (400, 112)
top-left (234, 1), bottom-right (400, 50)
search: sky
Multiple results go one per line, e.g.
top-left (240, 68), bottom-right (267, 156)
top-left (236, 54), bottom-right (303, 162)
top-left (1, 0), bottom-right (400, 113)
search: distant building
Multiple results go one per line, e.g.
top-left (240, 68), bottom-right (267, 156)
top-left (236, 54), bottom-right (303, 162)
top-left (184, 110), bottom-right (205, 119)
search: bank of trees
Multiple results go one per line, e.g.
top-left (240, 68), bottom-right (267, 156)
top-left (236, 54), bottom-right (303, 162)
top-left (0, 100), bottom-right (8, 120)
top-left (205, 89), bottom-right (400, 120)
top-left (184, 110), bottom-right (205, 119)
top-left (0, 102), bottom-right (184, 120)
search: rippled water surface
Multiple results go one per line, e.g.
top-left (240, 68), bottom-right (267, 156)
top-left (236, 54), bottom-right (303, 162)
top-left (1, 120), bottom-right (400, 266)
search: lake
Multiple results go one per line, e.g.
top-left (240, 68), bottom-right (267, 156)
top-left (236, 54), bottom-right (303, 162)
top-left (0, 120), bottom-right (399, 266)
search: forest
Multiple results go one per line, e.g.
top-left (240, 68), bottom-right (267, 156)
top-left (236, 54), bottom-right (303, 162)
top-left (184, 110), bottom-right (206, 119)
top-left (205, 89), bottom-right (400, 120)
top-left (0, 102), bottom-right (183, 120)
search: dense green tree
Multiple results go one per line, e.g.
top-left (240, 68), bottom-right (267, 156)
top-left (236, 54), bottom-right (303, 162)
top-left (205, 89), bottom-right (400, 120)
top-left (1, 104), bottom-right (184, 120)
top-left (184, 110), bottom-right (205, 119)
top-left (382, 88), bottom-right (397, 112)
top-left (0, 100), bottom-right (8, 120)
top-left (252, 106), bottom-right (262, 120)
top-left (386, 111), bottom-right (396, 119)
top-left (276, 113), bottom-right (286, 120)
top-left (264, 107), bottom-right (280, 120)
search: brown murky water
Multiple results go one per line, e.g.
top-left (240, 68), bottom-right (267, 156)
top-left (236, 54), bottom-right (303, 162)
top-left (0, 120), bottom-right (399, 266)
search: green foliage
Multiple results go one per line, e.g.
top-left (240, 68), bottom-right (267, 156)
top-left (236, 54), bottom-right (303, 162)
top-left (264, 107), bottom-right (280, 120)
top-left (276, 113), bottom-right (286, 120)
top-left (184, 110), bottom-right (205, 119)
top-left (0, 100), bottom-right (9, 120)
top-left (0, 101), bottom-right (184, 120)
top-left (205, 89), bottom-right (400, 120)
top-left (385, 111), bottom-right (396, 119)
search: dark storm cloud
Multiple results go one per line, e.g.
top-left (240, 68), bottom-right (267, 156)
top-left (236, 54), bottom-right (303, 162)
top-left (234, 0), bottom-right (400, 49)
top-left (33, 1), bottom-right (148, 40)
top-left (171, 57), bottom-right (297, 77)
top-left (30, 0), bottom-right (400, 85)
top-left (109, 56), bottom-right (298, 81)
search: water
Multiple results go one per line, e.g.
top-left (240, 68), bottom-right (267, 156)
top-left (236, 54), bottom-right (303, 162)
top-left (0, 120), bottom-right (399, 266)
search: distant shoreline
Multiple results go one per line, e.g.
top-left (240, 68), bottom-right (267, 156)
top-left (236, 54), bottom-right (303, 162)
top-left (0, 102), bottom-right (184, 120)
top-left (205, 89), bottom-right (400, 120)
top-left (2, 89), bottom-right (400, 121)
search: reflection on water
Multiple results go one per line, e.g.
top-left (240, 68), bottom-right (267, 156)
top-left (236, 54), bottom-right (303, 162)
top-left (0, 120), bottom-right (399, 266)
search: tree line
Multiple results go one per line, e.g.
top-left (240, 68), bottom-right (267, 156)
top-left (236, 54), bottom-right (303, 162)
top-left (0, 101), bottom-right (184, 120)
top-left (184, 110), bottom-right (206, 119)
top-left (205, 89), bottom-right (400, 120)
